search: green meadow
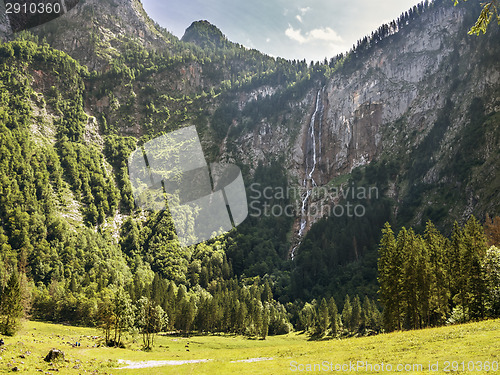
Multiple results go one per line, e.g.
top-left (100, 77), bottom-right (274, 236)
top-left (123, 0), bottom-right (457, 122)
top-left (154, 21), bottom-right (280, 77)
top-left (0, 319), bottom-right (498, 374)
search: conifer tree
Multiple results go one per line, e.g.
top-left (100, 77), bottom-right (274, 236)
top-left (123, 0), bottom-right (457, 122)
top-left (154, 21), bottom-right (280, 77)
top-left (463, 216), bottom-right (488, 319)
top-left (253, 299), bottom-right (263, 337)
top-left (317, 298), bottom-right (330, 336)
top-left (262, 280), bottom-right (273, 302)
top-left (415, 231), bottom-right (431, 328)
top-left (261, 306), bottom-right (269, 339)
top-left (177, 297), bottom-right (196, 334)
top-left (398, 228), bottom-right (418, 329)
top-left (450, 221), bottom-right (468, 322)
top-left (424, 221), bottom-right (449, 326)
top-left (377, 222), bottom-right (403, 331)
top-left (163, 281), bottom-right (177, 330)
top-left (350, 295), bottom-right (362, 333)
top-left (0, 271), bottom-right (23, 336)
top-left (342, 294), bottom-right (352, 333)
top-left (328, 297), bottom-right (339, 337)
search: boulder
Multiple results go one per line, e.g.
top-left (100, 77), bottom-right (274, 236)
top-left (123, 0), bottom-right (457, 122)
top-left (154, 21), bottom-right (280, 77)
top-left (44, 349), bottom-right (65, 362)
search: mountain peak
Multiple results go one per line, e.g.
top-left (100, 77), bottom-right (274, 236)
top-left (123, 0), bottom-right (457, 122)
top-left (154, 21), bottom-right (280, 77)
top-left (181, 20), bottom-right (230, 49)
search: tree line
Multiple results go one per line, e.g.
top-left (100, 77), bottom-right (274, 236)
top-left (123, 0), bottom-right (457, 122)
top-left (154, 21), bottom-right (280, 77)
top-left (30, 274), bottom-right (291, 348)
top-left (295, 294), bottom-right (382, 338)
top-left (378, 217), bottom-right (500, 332)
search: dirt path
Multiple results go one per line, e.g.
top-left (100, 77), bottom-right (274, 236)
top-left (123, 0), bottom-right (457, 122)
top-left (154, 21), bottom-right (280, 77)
top-left (116, 357), bottom-right (275, 369)
top-left (115, 359), bottom-right (212, 369)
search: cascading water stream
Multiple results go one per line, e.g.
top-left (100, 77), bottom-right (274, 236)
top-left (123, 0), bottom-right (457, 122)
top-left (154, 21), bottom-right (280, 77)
top-left (292, 88), bottom-right (323, 260)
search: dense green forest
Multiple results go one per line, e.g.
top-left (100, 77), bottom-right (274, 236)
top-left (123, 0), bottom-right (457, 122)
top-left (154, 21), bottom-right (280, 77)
top-left (379, 217), bottom-right (500, 331)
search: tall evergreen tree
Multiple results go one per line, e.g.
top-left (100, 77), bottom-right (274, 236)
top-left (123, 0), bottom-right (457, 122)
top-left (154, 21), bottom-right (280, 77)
top-left (350, 295), bottom-right (362, 333)
top-left (328, 297), bottom-right (339, 337)
top-left (449, 221), bottom-right (468, 322)
top-left (317, 298), bottom-right (330, 336)
top-left (463, 216), bottom-right (488, 319)
top-left (342, 294), bottom-right (352, 333)
top-left (424, 221), bottom-right (449, 326)
top-left (261, 305), bottom-right (270, 339)
top-left (415, 231), bottom-right (431, 328)
top-left (0, 271), bottom-right (23, 335)
top-left (378, 223), bottom-right (403, 331)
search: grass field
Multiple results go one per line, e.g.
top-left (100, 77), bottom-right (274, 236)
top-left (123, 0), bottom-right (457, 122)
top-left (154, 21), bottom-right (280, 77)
top-left (0, 319), bottom-right (498, 374)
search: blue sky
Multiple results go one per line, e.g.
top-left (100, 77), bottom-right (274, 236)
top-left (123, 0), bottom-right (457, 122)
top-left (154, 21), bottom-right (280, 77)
top-left (141, 0), bottom-right (421, 61)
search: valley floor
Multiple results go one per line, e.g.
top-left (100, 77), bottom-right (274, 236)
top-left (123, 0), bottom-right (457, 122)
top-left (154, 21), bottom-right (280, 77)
top-left (0, 319), bottom-right (498, 374)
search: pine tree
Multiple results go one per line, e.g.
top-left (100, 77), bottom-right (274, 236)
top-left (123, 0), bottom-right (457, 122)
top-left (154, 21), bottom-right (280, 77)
top-left (328, 297), bottom-right (339, 337)
top-left (350, 295), bottom-right (362, 333)
top-left (163, 281), bottom-right (177, 330)
top-left (342, 295), bottom-right (352, 333)
top-left (463, 216), bottom-right (488, 319)
top-left (317, 298), bottom-right (330, 336)
top-left (0, 271), bottom-right (23, 336)
top-left (370, 298), bottom-right (383, 332)
top-left (402, 228), bottom-right (428, 329)
top-left (378, 222), bottom-right (403, 331)
top-left (252, 299), bottom-right (263, 337)
top-left (177, 297), bottom-right (195, 335)
top-left (151, 273), bottom-right (163, 306)
top-left (362, 296), bottom-right (381, 332)
top-left (415, 231), bottom-right (431, 328)
top-left (262, 280), bottom-right (273, 302)
top-left (424, 221), bottom-right (449, 326)
top-left (449, 220), bottom-right (472, 322)
top-left (261, 305), bottom-right (269, 339)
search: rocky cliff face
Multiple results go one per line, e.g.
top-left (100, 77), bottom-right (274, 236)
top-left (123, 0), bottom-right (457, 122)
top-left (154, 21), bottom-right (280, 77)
top-left (226, 2), bottom-right (499, 241)
top-left (1, 0), bottom-right (170, 70)
top-left (319, 6), bottom-right (465, 178)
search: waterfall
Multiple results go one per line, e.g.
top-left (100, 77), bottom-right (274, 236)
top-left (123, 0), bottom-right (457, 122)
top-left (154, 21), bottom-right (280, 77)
top-left (292, 88), bottom-right (324, 260)
top-left (307, 90), bottom-right (322, 183)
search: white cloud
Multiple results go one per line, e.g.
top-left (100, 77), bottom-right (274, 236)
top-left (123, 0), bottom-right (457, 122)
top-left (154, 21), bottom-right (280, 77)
top-left (296, 15), bottom-right (303, 23)
top-left (308, 27), bottom-right (343, 43)
top-left (285, 25), bottom-right (307, 44)
top-left (299, 6), bottom-right (311, 15)
top-left (285, 25), bottom-right (343, 45)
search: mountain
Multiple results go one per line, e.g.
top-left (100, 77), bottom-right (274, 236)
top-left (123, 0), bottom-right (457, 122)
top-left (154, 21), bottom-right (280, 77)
top-left (181, 20), bottom-right (232, 50)
top-left (0, 0), bottom-right (176, 69)
top-left (0, 0), bottom-right (498, 325)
